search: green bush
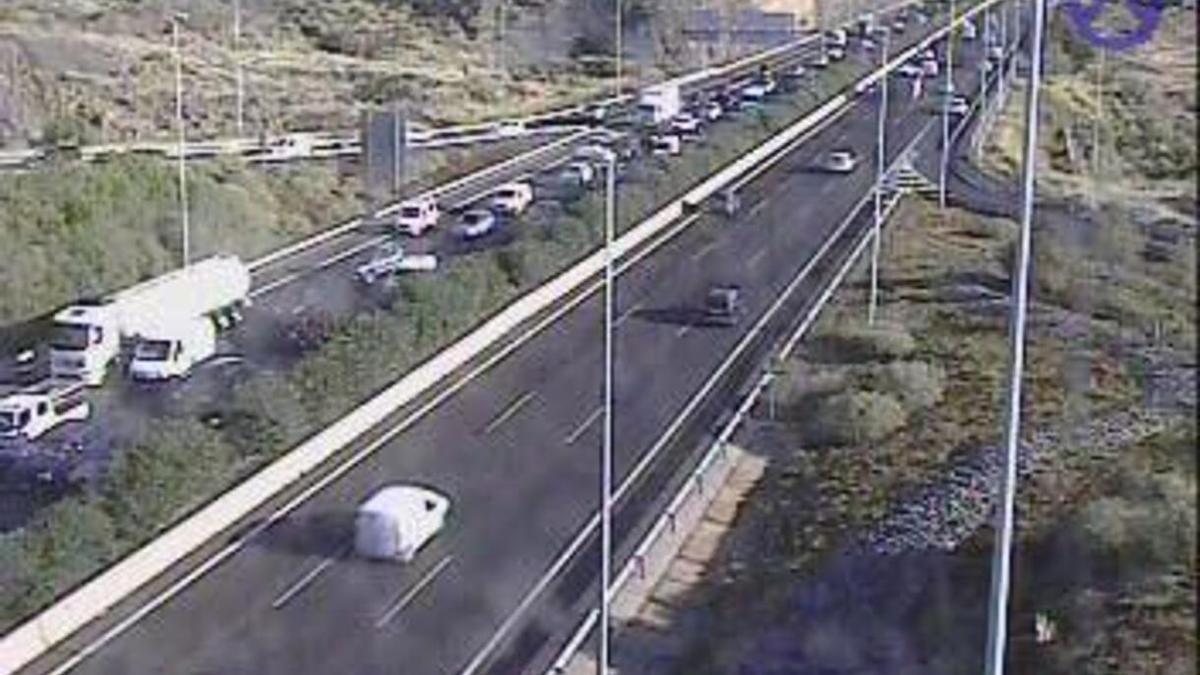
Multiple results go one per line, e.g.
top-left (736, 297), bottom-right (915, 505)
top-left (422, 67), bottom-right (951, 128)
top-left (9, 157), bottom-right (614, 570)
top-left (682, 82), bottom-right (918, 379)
top-left (867, 361), bottom-right (947, 412)
top-left (809, 322), bottom-right (917, 364)
top-left (805, 390), bottom-right (908, 447)
top-left (0, 498), bottom-right (121, 631)
top-left (101, 420), bottom-right (237, 543)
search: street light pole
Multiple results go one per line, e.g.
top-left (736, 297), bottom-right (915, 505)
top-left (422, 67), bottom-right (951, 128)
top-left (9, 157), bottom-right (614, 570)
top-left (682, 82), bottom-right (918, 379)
top-left (939, 0), bottom-right (955, 210)
top-left (868, 32), bottom-right (888, 326)
top-left (984, 2), bottom-right (1047, 674)
top-left (599, 6), bottom-right (620, 672)
top-left (171, 14), bottom-right (190, 268)
top-left (234, 0), bottom-right (244, 137)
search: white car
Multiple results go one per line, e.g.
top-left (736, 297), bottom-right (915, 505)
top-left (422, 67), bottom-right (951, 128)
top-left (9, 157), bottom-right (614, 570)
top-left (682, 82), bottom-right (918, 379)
top-left (809, 53), bottom-right (830, 69)
top-left (947, 95), bottom-right (970, 116)
top-left (355, 485), bottom-right (451, 563)
top-left (651, 134), bottom-right (682, 156)
top-left (355, 242), bottom-right (438, 284)
top-left (456, 209), bottom-right (497, 239)
top-left (824, 28), bottom-right (848, 48)
top-left (898, 62), bottom-right (924, 78)
top-left (741, 83), bottom-right (767, 104)
top-left (922, 58), bottom-right (940, 77)
top-left (702, 100), bottom-right (724, 122)
top-left (393, 196), bottom-right (440, 236)
top-left (560, 161), bottom-right (597, 187)
top-left (827, 46), bottom-right (846, 61)
top-left (573, 143), bottom-right (617, 165)
top-left (490, 181), bottom-right (534, 215)
top-left (491, 120), bottom-right (525, 138)
top-left (988, 46), bottom-right (1004, 62)
top-left (825, 149), bottom-right (859, 173)
top-left (891, 18), bottom-right (907, 33)
top-left (670, 112), bottom-right (703, 136)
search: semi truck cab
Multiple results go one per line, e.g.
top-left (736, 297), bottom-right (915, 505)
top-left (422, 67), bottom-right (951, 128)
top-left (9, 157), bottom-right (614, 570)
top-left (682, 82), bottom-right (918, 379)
top-left (50, 305), bottom-right (120, 386)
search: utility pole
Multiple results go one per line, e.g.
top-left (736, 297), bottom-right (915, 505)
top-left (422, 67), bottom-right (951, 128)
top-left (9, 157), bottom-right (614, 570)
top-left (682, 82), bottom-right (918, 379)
top-left (984, 2), bottom-right (1047, 675)
top-left (939, 0), bottom-right (956, 210)
top-left (171, 13), bottom-right (191, 268)
top-left (234, 0), bottom-right (244, 136)
top-left (599, 6), bottom-right (620, 672)
top-left (868, 31), bottom-right (888, 326)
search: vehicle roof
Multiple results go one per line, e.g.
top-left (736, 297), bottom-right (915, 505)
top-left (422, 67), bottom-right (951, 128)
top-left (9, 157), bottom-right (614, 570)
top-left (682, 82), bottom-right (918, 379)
top-left (400, 196), bottom-right (435, 207)
top-left (358, 485), bottom-right (449, 517)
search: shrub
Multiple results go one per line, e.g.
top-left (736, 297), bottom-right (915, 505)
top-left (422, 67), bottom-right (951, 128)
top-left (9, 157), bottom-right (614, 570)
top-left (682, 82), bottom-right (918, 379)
top-left (809, 322), bottom-right (917, 364)
top-left (804, 390), bottom-right (908, 447)
top-left (866, 361), bottom-right (947, 412)
top-left (0, 498), bottom-right (121, 630)
top-left (102, 420), bottom-right (237, 543)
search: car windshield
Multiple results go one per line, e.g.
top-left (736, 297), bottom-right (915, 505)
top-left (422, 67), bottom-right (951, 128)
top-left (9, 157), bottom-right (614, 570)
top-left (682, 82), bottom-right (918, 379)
top-left (465, 212), bottom-right (487, 225)
top-left (495, 190), bottom-right (516, 200)
top-left (0, 410), bottom-right (21, 433)
top-left (134, 340), bottom-right (172, 361)
top-left (400, 206), bottom-right (422, 218)
top-left (51, 324), bottom-right (90, 351)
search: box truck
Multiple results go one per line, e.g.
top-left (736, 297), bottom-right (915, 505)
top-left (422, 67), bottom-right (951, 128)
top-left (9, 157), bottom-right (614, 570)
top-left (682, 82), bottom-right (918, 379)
top-left (50, 255), bottom-right (251, 386)
top-left (637, 84), bottom-right (682, 128)
top-left (355, 485), bottom-right (451, 562)
top-left (127, 317), bottom-right (218, 381)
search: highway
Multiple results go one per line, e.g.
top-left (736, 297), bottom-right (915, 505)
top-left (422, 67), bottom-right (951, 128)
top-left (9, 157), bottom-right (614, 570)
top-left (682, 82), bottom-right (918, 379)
top-left (18, 7), bottom-right (1013, 674)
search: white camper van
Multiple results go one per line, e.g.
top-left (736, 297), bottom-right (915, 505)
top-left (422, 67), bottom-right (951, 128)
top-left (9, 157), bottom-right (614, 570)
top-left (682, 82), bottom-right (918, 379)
top-left (355, 485), bottom-right (451, 562)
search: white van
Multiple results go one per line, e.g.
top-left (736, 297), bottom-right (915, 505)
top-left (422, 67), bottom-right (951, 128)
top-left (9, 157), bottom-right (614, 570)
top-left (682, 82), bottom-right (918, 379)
top-left (355, 485), bottom-right (451, 562)
top-left (128, 317), bottom-right (217, 381)
top-left (394, 196), bottom-right (440, 236)
top-left (490, 181), bottom-right (534, 215)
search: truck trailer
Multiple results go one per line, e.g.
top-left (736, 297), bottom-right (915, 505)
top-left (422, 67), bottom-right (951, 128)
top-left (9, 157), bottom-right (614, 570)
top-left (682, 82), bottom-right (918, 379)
top-left (50, 255), bottom-right (250, 385)
top-left (637, 84), bottom-right (683, 129)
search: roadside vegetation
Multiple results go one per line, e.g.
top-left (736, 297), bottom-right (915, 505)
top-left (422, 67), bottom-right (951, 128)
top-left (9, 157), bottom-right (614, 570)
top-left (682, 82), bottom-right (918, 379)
top-left (0, 136), bottom-right (543, 336)
top-left (0, 29), bottom-right (889, 632)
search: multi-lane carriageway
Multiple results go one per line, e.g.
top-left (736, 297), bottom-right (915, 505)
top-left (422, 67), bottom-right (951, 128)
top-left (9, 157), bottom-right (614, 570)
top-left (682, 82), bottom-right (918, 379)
top-left (17, 2), bottom-right (1017, 674)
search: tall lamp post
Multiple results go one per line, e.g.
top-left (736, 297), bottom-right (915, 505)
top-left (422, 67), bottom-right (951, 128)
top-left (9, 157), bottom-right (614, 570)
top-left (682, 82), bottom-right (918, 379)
top-left (234, 0), bottom-right (244, 136)
top-left (599, 6), bottom-right (621, 674)
top-left (170, 13), bottom-right (191, 268)
top-left (939, 0), bottom-right (956, 210)
top-left (868, 31), bottom-right (889, 326)
top-left (984, 1), bottom-right (1047, 674)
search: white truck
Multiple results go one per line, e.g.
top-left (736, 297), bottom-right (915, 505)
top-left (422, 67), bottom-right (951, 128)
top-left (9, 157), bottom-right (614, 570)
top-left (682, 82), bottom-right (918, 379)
top-left (127, 317), bottom-right (217, 381)
top-left (355, 484), bottom-right (452, 562)
top-left (50, 255), bottom-right (251, 386)
top-left (637, 84), bottom-right (683, 128)
top-left (0, 380), bottom-right (90, 441)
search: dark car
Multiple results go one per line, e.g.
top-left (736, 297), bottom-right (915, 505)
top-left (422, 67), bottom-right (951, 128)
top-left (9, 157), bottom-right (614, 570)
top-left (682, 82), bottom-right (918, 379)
top-left (705, 285), bottom-right (743, 326)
